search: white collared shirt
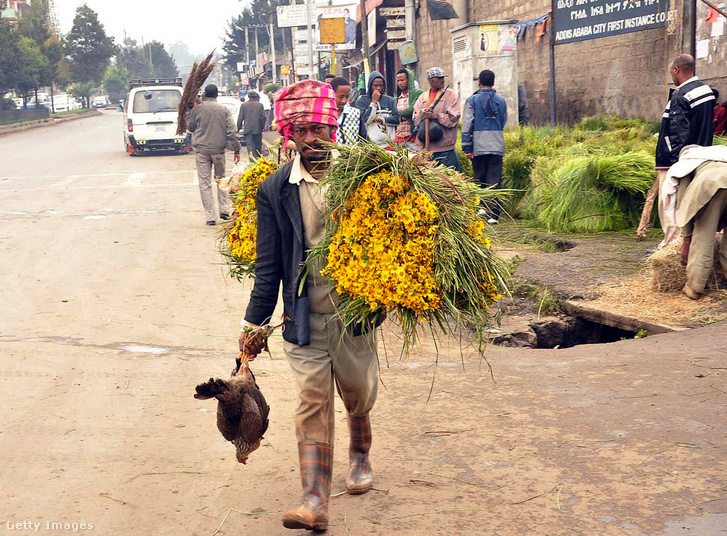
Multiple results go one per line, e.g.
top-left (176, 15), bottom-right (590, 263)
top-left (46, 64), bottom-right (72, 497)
top-left (288, 153), bottom-right (318, 185)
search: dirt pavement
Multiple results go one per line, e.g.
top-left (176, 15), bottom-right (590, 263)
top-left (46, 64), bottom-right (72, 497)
top-left (1, 114), bottom-right (726, 536)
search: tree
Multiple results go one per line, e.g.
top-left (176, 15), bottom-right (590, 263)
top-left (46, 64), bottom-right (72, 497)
top-left (15, 37), bottom-right (50, 106)
top-left (69, 81), bottom-right (96, 109)
top-left (0, 18), bottom-right (21, 97)
top-left (103, 65), bottom-right (129, 104)
top-left (118, 38), bottom-right (152, 79)
top-left (143, 41), bottom-right (179, 79)
top-left (223, 0), bottom-right (286, 81)
top-left (65, 4), bottom-right (116, 85)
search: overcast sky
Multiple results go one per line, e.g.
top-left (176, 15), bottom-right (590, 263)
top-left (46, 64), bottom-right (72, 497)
top-left (55, 0), bottom-right (247, 56)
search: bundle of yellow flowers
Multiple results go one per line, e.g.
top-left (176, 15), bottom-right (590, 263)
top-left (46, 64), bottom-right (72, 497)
top-left (222, 158), bottom-right (279, 280)
top-left (308, 143), bottom-right (507, 354)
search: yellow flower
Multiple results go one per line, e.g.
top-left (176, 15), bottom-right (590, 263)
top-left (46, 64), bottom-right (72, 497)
top-left (323, 171), bottom-right (442, 316)
top-left (224, 159), bottom-right (279, 273)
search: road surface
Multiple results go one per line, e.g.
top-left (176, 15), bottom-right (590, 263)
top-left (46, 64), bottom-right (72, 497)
top-left (1, 112), bottom-right (726, 535)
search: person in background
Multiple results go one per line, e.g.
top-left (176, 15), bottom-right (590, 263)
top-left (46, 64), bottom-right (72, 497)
top-left (394, 68), bottom-right (422, 149)
top-left (655, 54), bottom-right (715, 248)
top-left (658, 144), bottom-right (727, 300)
top-left (462, 69), bottom-right (508, 224)
top-left (236, 90), bottom-right (266, 161)
top-left (355, 71), bottom-right (400, 149)
top-left (518, 83), bottom-right (530, 126)
top-left (323, 73), bottom-right (335, 85)
top-left (713, 89), bottom-right (727, 136)
top-left (187, 84), bottom-right (241, 226)
top-left (412, 67), bottom-right (462, 171)
top-left (330, 76), bottom-right (367, 145)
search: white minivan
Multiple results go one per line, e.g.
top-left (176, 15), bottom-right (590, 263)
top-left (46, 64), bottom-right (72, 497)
top-left (123, 78), bottom-right (189, 155)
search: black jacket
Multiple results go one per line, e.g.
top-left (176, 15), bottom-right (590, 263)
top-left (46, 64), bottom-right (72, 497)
top-left (244, 161), bottom-right (382, 345)
top-left (656, 78), bottom-right (715, 169)
top-left (236, 99), bottom-right (265, 135)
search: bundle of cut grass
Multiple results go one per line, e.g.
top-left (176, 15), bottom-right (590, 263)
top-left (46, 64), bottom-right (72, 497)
top-left (307, 143), bottom-right (509, 355)
top-left (176, 51), bottom-right (215, 135)
top-left (649, 241), bottom-right (726, 292)
top-left (533, 151), bottom-right (655, 233)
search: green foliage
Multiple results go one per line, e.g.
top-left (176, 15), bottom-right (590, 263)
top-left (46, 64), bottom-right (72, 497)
top-left (263, 83), bottom-right (282, 94)
top-left (455, 138), bottom-right (473, 177)
top-left (69, 81), bottom-right (97, 108)
top-left (223, 0), bottom-right (286, 76)
top-left (0, 18), bottom-right (20, 94)
top-left (65, 4), bottom-right (117, 85)
top-left (143, 40), bottom-right (179, 79)
top-left (503, 117), bottom-right (660, 228)
top-left (533, 151), bottom-right (655, 233)
top-left (15, 36), bottom-right (50, 99)
top-left (103, 65), bottom-right (129, 104)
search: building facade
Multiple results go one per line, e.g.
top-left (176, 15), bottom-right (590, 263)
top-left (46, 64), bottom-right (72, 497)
top-left (413, 0), bottom-right (722, 124)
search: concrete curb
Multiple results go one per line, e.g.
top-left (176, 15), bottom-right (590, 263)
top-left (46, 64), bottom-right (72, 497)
top-left (0, 110), bottom-right (102, 137)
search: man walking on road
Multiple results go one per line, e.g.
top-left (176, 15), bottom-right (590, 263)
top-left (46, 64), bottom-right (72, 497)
top-left (462, 69), bottom-right (508, 224)
top-left (187, 84), bottom-right (241, 226)
top-left (237, 91), bottom-right (266, 161)
top-left (412, 67), bottom-right (462, 171)
top-left (239, 80), bottom-right (382, 532)
top-left (655, 54), bottom-right (715, 247)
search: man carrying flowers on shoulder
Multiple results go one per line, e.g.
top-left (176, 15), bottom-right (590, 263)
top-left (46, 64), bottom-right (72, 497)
top-left (238, 80), bottom-right (381, 532)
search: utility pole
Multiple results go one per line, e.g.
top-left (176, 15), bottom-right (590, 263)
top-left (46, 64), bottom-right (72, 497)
top-left (359, 0), bottom-right (370, 81)
top-left (270, 13), bottom-right (277, 84)
top-left (306, 0), bottom-right (315, 80)
top-left (244, 27), bottom-right (250, 67)
top-left (404, 0), bottom-right (416, 78)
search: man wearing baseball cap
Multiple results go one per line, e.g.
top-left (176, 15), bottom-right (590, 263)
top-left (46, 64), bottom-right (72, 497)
top-left (412, 67), bottom-right (462, 171)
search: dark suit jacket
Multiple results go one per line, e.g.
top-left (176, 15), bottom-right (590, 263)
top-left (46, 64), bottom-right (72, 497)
top-left (236, 99), bottom-right (265, 135)
top-left (243, 161), bottom-right (310, 345)
top-left (244, 160), bottom-right (383, 346)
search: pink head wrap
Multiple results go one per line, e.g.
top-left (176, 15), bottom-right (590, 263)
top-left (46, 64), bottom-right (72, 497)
top-left (274, 80), bottom-right (339, 142)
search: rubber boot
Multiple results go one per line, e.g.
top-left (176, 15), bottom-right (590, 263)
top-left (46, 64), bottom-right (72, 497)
top-left (282, 441), bottom-right (332, 532)
top-left (346, 414), bottom-right (373, 495)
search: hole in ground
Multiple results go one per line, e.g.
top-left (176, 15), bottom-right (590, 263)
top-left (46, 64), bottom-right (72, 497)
top-left (530, 316), bottom-right (637, 349)
top-left (489, 315), bottom-right (639, 349)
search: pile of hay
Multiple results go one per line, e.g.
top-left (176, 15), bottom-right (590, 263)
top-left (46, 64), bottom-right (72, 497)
top-left (649, 240), bottom-right (726, 292)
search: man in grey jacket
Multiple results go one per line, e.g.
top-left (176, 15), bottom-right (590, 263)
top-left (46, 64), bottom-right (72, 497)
top-left (236, 91), bottom-right (266, 161)
top-left (187, 84), bottom-right (241, 225)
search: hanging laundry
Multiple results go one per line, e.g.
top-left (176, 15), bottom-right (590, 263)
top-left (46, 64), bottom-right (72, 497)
top-left (706, 8), bottom-right (719, 23)
top-left (535, 17), bottom-right (548, 42)
top-left (516, 23), bottom-right (527, 41)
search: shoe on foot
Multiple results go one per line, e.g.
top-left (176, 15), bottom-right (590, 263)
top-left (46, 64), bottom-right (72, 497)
top-left (487, 218), bottom-right (499, 224)
top-left (219, 213), bottom-right (231, 221)
top-left (476, 209), bottom-right (487, 218)
top-left (206, 220), bottom-right (216, 226)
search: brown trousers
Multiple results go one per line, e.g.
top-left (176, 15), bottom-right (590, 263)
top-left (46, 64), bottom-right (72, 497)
top-left (686, 188), bottom-right (727, 293)
top-left (284, 313), bottom-right (379, 443)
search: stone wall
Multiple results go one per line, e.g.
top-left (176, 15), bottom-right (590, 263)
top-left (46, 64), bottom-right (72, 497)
top-left (415, 0), bottom-right (683, 124)
top-left (696, 2), bottom-right (727, 97)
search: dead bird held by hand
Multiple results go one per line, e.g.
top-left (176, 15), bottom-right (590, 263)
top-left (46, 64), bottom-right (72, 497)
top-left (194, 355), bottom-right (270, 464)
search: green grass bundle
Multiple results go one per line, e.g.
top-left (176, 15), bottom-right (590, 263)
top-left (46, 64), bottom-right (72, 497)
top-left (531, 151), bottom-right (655, 233)
top-left (307, 143), bottom-right (510, 355)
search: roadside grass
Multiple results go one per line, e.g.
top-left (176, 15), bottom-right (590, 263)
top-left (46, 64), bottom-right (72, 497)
top-left (0, 108), bottom-right (96, 126)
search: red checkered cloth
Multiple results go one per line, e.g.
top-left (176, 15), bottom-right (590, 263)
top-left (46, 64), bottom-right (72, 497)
top-left (274, 80), bottom-right (339, 142)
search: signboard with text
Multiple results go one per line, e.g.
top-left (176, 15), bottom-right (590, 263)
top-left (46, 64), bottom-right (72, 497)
top-left (553, 0), bottom-right (668, 45)
top-left (277, 5), bottom-right (309, 28)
